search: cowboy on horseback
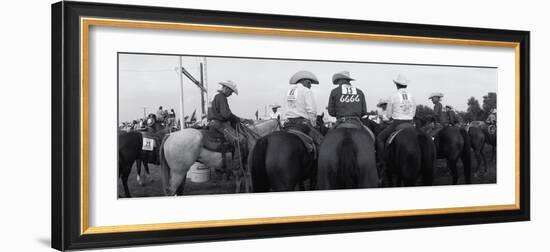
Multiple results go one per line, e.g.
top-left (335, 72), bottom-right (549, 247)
top-left (327, 71), bottom-right (368, 128)
top-left (428, 92), bottom-right (459, 137)
top-left (486, 108), bottom-right (497, 134)
top-left (375, 74), bottom-right (417, 168)
top-left (269, 104), bottom-right (282, 120)
top-left (376, 99), bottom-right (390, 125)
top-left (207, 80), bottom-right (248, 171)
top-left (284, 70), bottom-right (323, 146)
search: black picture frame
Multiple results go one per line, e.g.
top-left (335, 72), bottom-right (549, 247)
top-left (52, 1), bottom-right (530, 251)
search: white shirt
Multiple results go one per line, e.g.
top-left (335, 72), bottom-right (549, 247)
top-left (284, 83), bottom-right (317, 123)
top-left (376, 107), bottom-right (390, 122)
top-left (269, 111), bottom-right (282, 120)
top-left (386, 88), bottom-right (416, 120)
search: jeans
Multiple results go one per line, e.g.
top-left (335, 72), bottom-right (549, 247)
top-left (209, 120), bottom-right (248, 170)
top-left (285, 117), bottom-right (323, 147)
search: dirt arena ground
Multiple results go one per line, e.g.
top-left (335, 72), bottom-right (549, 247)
top-left (118, 146), bottom-right (496, 198)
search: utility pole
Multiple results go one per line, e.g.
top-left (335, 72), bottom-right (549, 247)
top-left (203, 57), bottom-right (209, 115)
top-left (177, 56), bottom-right (185, 129)
top-left (141, 106), bottom-right (152, 118)
top-left (199, 63), bottom-right (205, 115)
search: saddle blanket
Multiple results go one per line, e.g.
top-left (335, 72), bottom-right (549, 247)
top-left (142, 137), bottom-right (155, 151)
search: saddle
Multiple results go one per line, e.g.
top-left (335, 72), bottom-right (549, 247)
top-left (386, 123), bottom-right (414, 146)
top-left (200, 130), bottom-right (234, 153)
top-left (286, 129), bottom-right (316, 158)
top-left (334, 122), bottom-right (376, 141)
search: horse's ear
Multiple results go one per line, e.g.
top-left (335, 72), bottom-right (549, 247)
top-left (321, 112), bottom-right (324, 117)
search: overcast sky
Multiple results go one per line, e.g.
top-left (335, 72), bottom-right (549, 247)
top-left (118, 53), bottom-right (497, 122)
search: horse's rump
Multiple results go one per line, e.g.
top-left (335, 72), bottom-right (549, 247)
top-left (118, 131), bottom-right (142, 166)
top-left (318, 128), bottom-right (377, 190)
top-left (250, 131), bottom-right (313, 192)
top-left (388, 128), bottom-right (423, 185)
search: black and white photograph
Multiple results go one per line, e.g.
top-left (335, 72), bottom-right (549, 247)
top-left (117, 53), bottom-right (498, 198)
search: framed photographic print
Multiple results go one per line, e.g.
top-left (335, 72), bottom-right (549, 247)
top-left (51, 1), bottom-right (530, 251)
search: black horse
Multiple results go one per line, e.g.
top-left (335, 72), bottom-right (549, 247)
top-left (317, 120), bottom-right (378, 190)
top-left (438, 126), bottom-right (472, 184)
top-left (249, 115), bottom-right (326, 192)
top-left (417, 118), bottom-right (472, 185)
top-left (385, 126), bottom-right (435, 186)
top-left (484, 127), bottom-right (497, 163)
top-left (366, 118), bottom-right (435, 187)
top-left (118, 131), bottom-right (143, 197)
top-left (469, 126), bottom-right (488, 176)
top-left (134, 115), bottom-right (172, 185)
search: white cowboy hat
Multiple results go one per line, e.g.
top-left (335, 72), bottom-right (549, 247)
top-left (289, 70), bottom-right (319, 84)
top-left (376, 99), bottom-right (388, 107)
top-left (270, 104), bottom-right (281, 108)
top-left (146, 117), bottom-right (155, 127)
top-left (218, 80), bottom-right (239, 95)
top-left (332, 71), bottom-right (355, 84)
top-left (393, 74), bottom-right (410, 86)
top-left (428, 92), bottom-right (444, 99)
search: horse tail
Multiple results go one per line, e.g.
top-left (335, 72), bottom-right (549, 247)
top-left (459, 128), bottom-right (472, 184)
top-left (417, 131), bottom-right (435, 186)
top-left (250, 136), bottom-right (269, 192)
top-left (159, 134), bottom-right (171, 195)
top-left (336, 130), bottom-right (358, 188)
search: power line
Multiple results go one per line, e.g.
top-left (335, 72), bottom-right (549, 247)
top-left (119, 69), bottom-right (174, 73)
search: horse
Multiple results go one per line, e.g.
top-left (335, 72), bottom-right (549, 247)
top-left (159, 119), bottom-right (280, 196)
top-left (468, 126), bottom-right (488, 176)
top-left (134, 119), bottom-right (172, 186)
top-left (385, 125), bottom-right (435, 187)
top-left (418, 118), bottom-right (472, 185)
top-left (484, 127), bottom-right (497, 163)
top-left (248, 115), bottom-right (327, 192)
top-left (316, 119), bottom-right (378, 190)
top-left (118, 131), bottom-right (143, 197)
top-left (364, 118), bottom-right (434, 187)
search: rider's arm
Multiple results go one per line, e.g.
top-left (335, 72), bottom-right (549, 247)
top-left (213, 94), bottom-right (233, 121)
top-left (359, 90), bottom-right (367, 117)
top-left (304, 89), bottom-right (318, 123)
top-left (433, 103), bottom-right (442, 123)
top-left (327, 89), bottom-right (337, 118)
top-left (385, 95), bottom-right (395, 120)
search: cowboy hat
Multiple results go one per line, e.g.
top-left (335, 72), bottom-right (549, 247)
top-left (270, 104), bottom-right (281, 109)
top-left (393, 74), bottom-right (410, 86)
top-left (289, 70), bottom-right (319, 84)
top-left (218, 80), bottom-right (239, 95)
top-left (332, 71), bottom-right (355, 84)
top-left (146, 117), bottom-right (156, 127)
top-left (376, 99), bottom-right (388, 107)
top-left (428, 92), bottom-right (444, 99)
